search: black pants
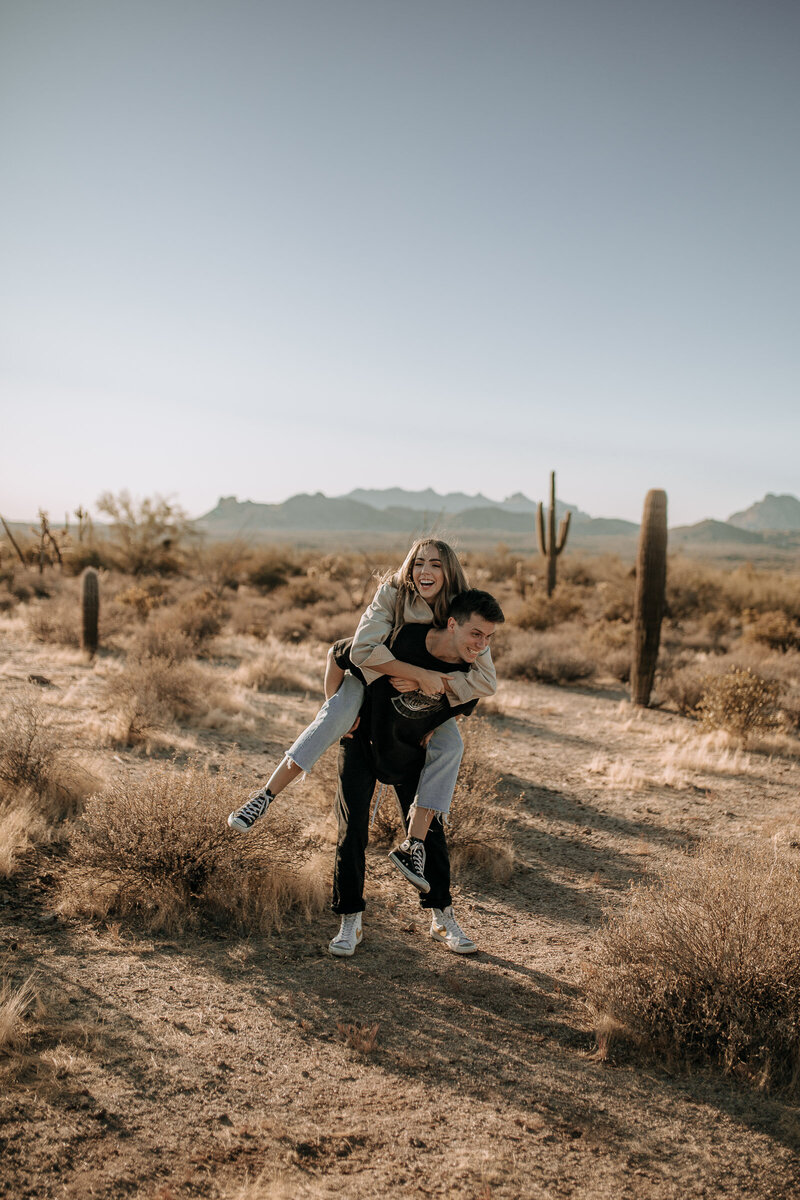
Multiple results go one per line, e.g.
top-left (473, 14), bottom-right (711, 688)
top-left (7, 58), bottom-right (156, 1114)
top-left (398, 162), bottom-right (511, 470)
top-left (331, 735), bottom-right (453, 915)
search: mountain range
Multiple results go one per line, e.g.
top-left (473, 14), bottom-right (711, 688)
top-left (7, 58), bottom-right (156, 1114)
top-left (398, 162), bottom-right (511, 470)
top-left (196, 489), bottom-right (800, 542)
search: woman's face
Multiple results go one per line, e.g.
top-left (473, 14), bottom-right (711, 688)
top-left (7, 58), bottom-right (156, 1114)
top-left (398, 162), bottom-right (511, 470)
top-left (411, 544), bottom-right (445, 602)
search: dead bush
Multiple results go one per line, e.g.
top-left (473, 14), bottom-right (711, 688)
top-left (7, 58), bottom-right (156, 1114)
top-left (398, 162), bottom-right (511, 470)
top-left (26, 591), bottom-right (81, 647)
top-left (584, 841), bottom-right (800, 1095)
top-left (743, 609), bottom-right (800, 653)
top-left (104, 657), bottom-right (212, 744)
top-left (172, 588), bottom-right (228, 646)
top-left (238, 642), bottom-right (320, 695)
top-left (246, 550), bottom-right (299, 593)
top-left (513, 589), bottom-right (583, 631)
top-left (697, 667), bottom-right (781, 740)
top-left (660, 664), bottom-right (711, 716)
top-left (270, 609), bottom-right (315, 644)
top-left (127, 619), bottom-right (193, 663)
top-left (0, 974), bottom-right (38, 1054)
top-left (115, 578), bottom-right (171, 620)
top-left (285, 577), bottom-right (339, 609)
top-left (447, 719), bottom-right (514, 882)
top-left (0, 801), bottom-right (49, 878)
top-left (500, 631), bottom-right (594, 686)
top-left (61, 762), bottom-right (326, 934)
top-left (310, 609), bottom-right (360, 645)
top-left (0, 690), bottom-right (91, 820)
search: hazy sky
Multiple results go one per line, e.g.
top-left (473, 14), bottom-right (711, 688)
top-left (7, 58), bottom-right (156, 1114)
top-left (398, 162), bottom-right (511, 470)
top-left (1, 0), bottom-right (797, 526)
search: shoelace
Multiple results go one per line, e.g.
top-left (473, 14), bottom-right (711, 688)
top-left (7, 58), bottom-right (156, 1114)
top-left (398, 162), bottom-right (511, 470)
top-left (410, 841), bottom-right (425, 874)
top-left (238, 790), bottom-right (269, 821)
top-left (339, 913), bottom-right (359, 941)
top-left (440, 909), bottom-right (466, 938)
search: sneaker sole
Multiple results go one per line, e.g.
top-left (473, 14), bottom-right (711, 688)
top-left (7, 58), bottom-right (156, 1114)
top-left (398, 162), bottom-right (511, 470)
top-left (430, 928), bottom-right (478, 954)
top-left (329, 931), bottom-right (363, 957)
top-left (388, 852), bottom-right (431, 893)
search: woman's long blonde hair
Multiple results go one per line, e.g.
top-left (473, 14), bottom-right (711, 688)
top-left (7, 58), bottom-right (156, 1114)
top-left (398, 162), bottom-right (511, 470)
top-left (386, 538), bottom-right (468, 645)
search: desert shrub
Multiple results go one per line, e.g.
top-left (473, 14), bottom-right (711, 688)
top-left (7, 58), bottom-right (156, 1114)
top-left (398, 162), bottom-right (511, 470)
top-left (0, 974), bottom-right (38, 1054)
top-left (697, 667), bottom-right (781, 739)
top-left (115, 578), bottom-right (171, 620)
top-left (500, 631), bottom-right (594, 686)
top-left (0, 691), bottom-right (91, 820)
top-left (285, 577), bottom-right (338, 608)
top-left (447, 719), bottom-right (514, 881)
top-left (660, 664), bottom-right (711, 716)
top-left (310, 609), bottom-right (360, 645)
top-left (742, 609), bottom-right (800, 653)
top-left (127, 619), bottom-right (193, 663)
top-left (270, 609), bottom-right (315, 644)
top-left (26, 592), bottom-right (81, 646)
top-left (171, 588), bottom-right (228, 646)
top-left (228, 596), bottom-right (276, 640)
top-left (96, 491), bottom-right (191, 574)
top-left (513, 589), bottom-right (583, 631)
top-left (237, 641), bottom-right (320, 695)
top-left (61, 762), bottom-right (326, 933)
top-left (104, 657), bottom-right (212, 744)
top-left (584, 841), bottom-right (800, 1095)
top-left (587, 622), bottom-right (632, 683)
top-left (246, 549), bottom-right (300, 593)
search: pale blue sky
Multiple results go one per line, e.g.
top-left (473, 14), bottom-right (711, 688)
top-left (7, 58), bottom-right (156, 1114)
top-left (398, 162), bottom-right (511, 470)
top-left (1, 0), bottom-right (797, 525)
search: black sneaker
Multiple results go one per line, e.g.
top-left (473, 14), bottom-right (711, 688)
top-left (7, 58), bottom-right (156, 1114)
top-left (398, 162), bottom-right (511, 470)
top-left (227, 786), bottom-right (273, 832)
top-left (388, 838), bottom-right (430, 893)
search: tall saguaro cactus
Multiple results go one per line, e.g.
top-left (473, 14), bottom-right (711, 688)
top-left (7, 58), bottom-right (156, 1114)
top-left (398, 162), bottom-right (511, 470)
top-left (631, 489), bottom-right (668, 706)
top-left (537, 471), bottom-right (571, 596)
top-left (80, 566), bottom-right (100, 658)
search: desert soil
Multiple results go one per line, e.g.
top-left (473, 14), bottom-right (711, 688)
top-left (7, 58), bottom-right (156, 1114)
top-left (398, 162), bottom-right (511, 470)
top-left (1, 622), bottom-right (799, 1200)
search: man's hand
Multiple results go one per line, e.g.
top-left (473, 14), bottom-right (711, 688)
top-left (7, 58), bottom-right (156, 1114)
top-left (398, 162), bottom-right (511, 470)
top-left (342, 716), bottom-right (360, 739)
top-left (389, 676), bottom-right (417, 693)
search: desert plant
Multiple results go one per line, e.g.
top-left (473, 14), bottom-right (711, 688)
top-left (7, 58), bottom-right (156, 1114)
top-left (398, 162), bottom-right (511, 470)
top-left (80, 566), bottom-right (99, 657)
top-left (630, 489), bottom-right (667, 706)
top-left (96, 491), bottom-right (191, 574)
top-left (447, 719), bottom-right (514, 881)
top-left (61, 762), bottom-right (326, 933)
top-left (104, 656), bottom-right (211, 744)
top-left (499, 632), bottom-right (594, 686)
top-left (0, 691), bottom-right (90, 819)
top-left (536, 471), bottom-right (571, 597)
top-left (584, 841), bottom-right (800, 1095)
top-left (742, 609), bottom-right (800, 652)
top-left (513, 589), bottom-right (583, 631)
top-left (697, 667), bottom-right (780, 740)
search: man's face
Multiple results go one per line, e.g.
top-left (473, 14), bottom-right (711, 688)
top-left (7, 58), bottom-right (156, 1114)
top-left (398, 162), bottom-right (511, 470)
top-left (448, 613), bottom-right (497, 663)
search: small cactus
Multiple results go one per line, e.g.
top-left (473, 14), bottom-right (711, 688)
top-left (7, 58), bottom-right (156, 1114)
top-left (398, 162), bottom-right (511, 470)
top-left (631, 489), bottom-right (668, 706)
top-left (536, 471), bottom-right (571, 597)
top-left (81, 567), bottom-right (100, 657)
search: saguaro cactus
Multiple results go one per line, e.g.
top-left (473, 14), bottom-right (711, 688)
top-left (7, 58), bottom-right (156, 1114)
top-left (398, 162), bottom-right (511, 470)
top-left (536, 471), bottom-right (571, 596)
top-left (631, 489), bottom-right (668, 706)
top-left (81, 566), bottom-right (100, 658)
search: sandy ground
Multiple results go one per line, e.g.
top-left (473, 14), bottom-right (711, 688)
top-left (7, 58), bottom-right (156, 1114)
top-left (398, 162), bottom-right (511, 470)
top-left (1, 618), bottom-right (800, 1200)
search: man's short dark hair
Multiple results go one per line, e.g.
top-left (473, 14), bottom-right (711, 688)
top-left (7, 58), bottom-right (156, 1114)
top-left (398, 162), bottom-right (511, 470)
top-left (448, 589), bottom-right (505, 626)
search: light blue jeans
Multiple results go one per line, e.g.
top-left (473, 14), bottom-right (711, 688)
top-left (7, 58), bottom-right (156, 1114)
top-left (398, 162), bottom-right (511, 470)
top-left (285, 673), bottom-right (464, 815)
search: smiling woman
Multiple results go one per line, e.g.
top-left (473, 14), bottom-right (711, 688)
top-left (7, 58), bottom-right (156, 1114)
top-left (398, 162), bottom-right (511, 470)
top-left (227, 538), bottom-right (497, 829)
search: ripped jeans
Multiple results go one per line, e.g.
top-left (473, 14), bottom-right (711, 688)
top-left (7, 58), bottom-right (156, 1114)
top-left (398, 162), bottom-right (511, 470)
top-left (285, 672), bottom-right (464, 816)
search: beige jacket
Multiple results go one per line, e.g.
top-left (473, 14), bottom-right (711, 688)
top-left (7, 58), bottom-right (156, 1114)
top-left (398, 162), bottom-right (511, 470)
top-left (349, 581), bottom-right (497, 706)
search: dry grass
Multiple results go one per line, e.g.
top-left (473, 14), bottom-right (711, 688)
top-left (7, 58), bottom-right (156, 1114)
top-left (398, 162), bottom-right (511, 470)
top-left (336, 1020), bottom-right (380, 1054)
top-left (0, 973), bottom-right (39, 1059)
top-left (0, 690), bottom-right (94, 820)
top-left (448, 719), bottom-right (514, 881)
top-left (498, 628), bottom-right (594, 686)
top-left (236, 638), bottom-right (321, 695)
top-left (103, 655), bottom-right (223, 745)
top-left (584, 840), bottom-right (800, 1095)
top-left (60, 761), bottom-right (326, 934)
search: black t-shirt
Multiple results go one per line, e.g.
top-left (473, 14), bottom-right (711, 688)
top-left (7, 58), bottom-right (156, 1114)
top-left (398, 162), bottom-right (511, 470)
top-left (333, 624), bottom-right (478, 785)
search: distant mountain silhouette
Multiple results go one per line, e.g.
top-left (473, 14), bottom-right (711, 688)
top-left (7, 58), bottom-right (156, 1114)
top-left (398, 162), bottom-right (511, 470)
top-left (670, 520), bottom-right (766, 545)
top-left (340, 487), bottom-right (591, 521)
top-left (197, 491), bottom-right (608, 537)
top-left (727, 493), bottom-right (800, 532)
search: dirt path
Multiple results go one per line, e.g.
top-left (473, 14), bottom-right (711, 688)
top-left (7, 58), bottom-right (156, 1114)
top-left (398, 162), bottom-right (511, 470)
top-left (2, 626), bottom-right (799, 1199)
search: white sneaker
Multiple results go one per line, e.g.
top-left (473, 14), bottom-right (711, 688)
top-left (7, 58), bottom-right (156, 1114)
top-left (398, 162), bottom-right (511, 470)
top-left (429, 906), bottom-right (477, 954)
top-left (228, 786), bottom-right (272, 832)
top-left (329, 912), bottom-right (363, 957)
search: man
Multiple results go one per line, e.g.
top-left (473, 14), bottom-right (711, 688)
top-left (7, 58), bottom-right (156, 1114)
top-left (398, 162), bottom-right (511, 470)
top-left (327, 589), bottom-right (505, 958)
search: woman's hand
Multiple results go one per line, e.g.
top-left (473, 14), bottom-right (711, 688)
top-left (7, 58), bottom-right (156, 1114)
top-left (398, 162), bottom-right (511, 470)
top-left (389, 676), bottom-right (417, 693)
top-left (415, 668), bottom-right (447, 696)
top-left (342, 716), bottom-right (360, 739)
